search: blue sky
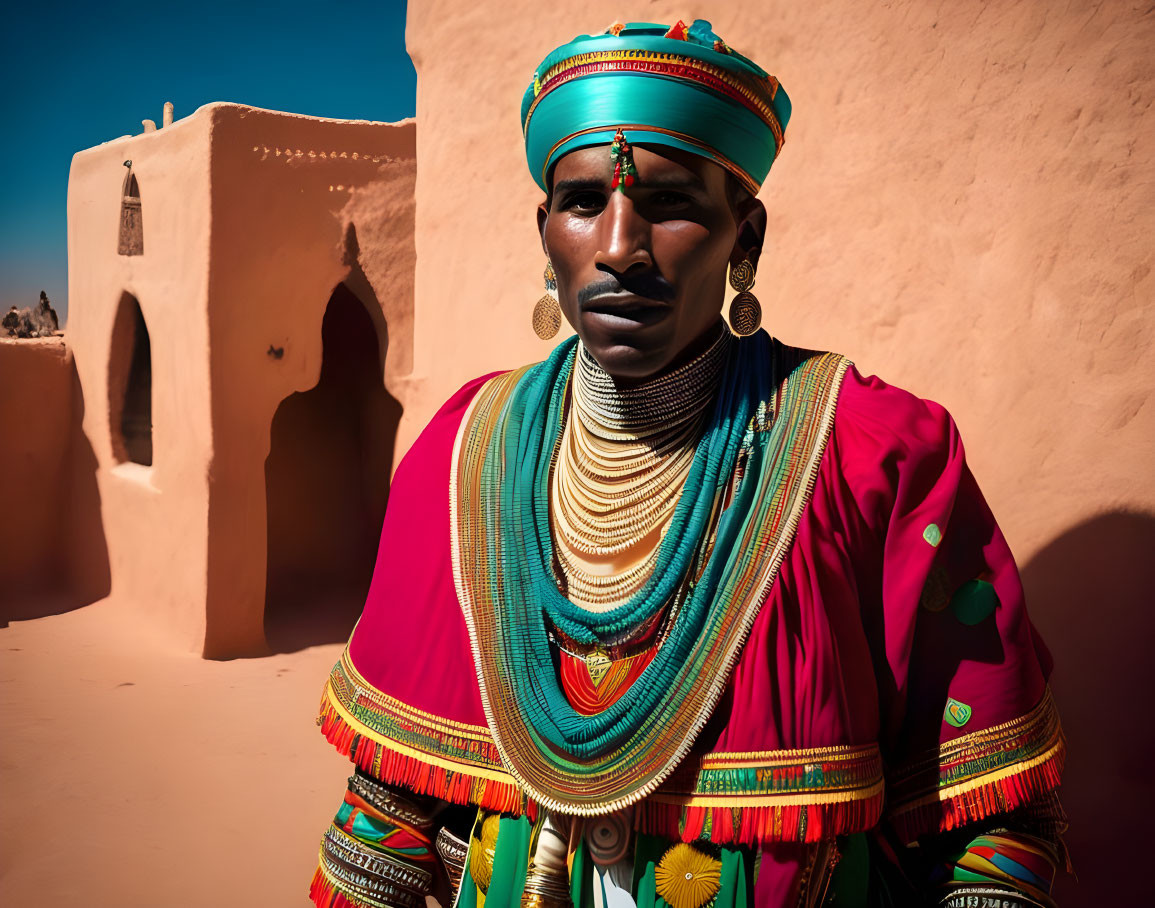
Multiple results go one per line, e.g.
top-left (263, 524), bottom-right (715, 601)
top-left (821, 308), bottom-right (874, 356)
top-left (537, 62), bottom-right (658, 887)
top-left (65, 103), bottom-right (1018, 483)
top-left (0, 1), bottom-right (415, 323)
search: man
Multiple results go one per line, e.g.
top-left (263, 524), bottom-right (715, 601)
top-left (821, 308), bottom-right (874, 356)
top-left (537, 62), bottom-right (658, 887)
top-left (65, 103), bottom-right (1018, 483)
top-left (310, 20), bottom-right (1065, 908)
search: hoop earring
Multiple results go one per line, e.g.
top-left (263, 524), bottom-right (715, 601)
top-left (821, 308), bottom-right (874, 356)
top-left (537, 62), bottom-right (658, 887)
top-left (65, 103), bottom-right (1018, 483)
top-left (533, 260), bottom-right (562, 340)
top-left (727, 258), bottom-right (762, 337)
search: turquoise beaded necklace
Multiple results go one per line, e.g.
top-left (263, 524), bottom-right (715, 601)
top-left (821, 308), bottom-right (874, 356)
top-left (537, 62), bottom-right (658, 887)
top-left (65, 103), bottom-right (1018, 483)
top-left (481, 332), bottom-right (772, 756)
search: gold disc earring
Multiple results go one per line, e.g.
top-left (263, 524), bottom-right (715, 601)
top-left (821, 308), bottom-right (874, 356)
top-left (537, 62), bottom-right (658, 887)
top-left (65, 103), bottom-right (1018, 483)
top-left (533, 260), bottom-right (562, 340)
top-left (727, 257), bottom-right (762, 337)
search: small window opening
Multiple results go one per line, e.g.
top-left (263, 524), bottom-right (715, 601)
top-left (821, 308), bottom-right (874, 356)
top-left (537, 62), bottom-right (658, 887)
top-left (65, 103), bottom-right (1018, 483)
top-left (118, 161), bottom-right (143, 256)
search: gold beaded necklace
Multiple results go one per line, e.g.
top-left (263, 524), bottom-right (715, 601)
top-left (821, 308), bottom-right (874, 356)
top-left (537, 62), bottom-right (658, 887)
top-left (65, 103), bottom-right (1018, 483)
top-left (550, 327), bottom-right (731, 611)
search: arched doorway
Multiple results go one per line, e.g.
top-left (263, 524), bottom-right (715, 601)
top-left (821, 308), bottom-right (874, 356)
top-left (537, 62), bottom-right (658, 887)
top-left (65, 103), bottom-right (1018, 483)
top-left (108, 292), bottom-right (152, 466)
top-left (263, 283), bottom-right (401, 651)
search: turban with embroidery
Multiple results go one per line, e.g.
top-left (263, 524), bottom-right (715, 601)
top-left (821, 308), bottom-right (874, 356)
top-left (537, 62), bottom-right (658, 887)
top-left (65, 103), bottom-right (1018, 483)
top-left (521, 19), bottom-right (791, 195)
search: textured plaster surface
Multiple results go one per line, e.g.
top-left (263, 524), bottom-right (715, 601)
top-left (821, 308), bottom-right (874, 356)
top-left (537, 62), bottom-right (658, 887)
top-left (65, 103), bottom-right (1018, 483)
top-left (0, 338), bottom-right (72, 593)
top-left (200, 105), bottom-right (416, 657)
top-left (407, 0), bottom-right (1154, 558)
top-left (3, 110), bottom-right (418, 907)
top-left (65, 110), bottom-right (216, 650)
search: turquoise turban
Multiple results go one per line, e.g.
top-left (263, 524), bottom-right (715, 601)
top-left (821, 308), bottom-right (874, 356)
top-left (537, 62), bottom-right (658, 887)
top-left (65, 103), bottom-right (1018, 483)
top-left (521, 19), bottom-right (791, 195)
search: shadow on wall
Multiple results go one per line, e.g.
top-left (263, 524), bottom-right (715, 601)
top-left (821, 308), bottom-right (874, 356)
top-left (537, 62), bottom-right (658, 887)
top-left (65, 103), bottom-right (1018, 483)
top-left (1, 356), bottom-right (110, 626)
top-left (1021, 511), bottom-right (1155, 905)
top-left (263, 282), bottom-right (402, 654)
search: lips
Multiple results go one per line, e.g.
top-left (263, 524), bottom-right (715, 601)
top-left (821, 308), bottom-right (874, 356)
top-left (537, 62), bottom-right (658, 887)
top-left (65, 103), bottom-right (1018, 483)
top-left (582, 294), bottom-right (671, 327)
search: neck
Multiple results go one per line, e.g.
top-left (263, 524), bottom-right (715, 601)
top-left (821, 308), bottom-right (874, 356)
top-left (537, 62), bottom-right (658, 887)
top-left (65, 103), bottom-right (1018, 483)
top-left (574, 324), bottom-right (731, 439)
top-left (603, 320), bottom-right (729, 391)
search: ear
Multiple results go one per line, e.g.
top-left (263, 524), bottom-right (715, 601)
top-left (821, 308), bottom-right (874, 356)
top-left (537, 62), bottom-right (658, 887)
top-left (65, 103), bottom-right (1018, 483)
top-left (536, 200), bottom-right (550, 257)
top-left (729, 196), bottom-right (768, 271)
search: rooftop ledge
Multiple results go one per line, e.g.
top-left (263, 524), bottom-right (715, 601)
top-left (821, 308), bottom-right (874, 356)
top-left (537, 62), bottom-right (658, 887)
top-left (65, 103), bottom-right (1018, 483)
top-left (76, 102), bottom-right (416, 154)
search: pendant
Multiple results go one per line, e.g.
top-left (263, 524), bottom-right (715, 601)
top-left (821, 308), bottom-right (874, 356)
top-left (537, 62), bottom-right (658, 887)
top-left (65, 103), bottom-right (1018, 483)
top-left (585, 646), bottom-right (611, 686)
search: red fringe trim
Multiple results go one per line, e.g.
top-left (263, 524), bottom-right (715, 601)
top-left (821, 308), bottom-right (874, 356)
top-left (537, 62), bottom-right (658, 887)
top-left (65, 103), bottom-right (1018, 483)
top-left (638, 790), bottom-right (884, 845)
top-left (319, 696), bottom-right (886, 845)
top-left (321, 689), bottom-right (1063, 849)
top-left (317, 698), bottom-right (534, 819)
top-left (889, 745), bottom-right (1065, 844)
top-left (310, 865), bottom-right (370, 908)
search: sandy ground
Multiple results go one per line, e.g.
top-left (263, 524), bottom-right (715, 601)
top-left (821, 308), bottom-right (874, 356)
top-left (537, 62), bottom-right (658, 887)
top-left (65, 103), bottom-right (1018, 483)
top-left (0, 598), bottom-right (346, 907)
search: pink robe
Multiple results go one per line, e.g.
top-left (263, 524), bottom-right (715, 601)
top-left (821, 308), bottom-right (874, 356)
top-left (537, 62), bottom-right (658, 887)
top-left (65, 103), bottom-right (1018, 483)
top-left (318, 356), bottom-right (1063, 902)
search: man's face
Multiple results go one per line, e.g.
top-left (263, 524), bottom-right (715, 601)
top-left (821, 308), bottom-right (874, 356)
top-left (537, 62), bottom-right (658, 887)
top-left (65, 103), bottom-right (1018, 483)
top-left (538, 143), bottom-right (760, 381)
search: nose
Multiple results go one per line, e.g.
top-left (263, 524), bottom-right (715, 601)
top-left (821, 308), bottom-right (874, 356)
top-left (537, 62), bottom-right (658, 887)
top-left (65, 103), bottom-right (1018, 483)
top-left (594, 192), bottom-right (652, 275)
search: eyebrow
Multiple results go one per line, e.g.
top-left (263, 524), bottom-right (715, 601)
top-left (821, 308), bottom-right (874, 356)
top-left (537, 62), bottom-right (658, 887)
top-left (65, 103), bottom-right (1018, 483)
top-left (552, 178), bottom-right (607, 194)
top-left (637, 172), bottom-right (708, 193)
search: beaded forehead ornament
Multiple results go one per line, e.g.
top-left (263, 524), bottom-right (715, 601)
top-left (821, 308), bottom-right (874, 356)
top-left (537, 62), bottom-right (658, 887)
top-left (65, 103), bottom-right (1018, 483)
top-left (609, 128), bottom-right (637, 191)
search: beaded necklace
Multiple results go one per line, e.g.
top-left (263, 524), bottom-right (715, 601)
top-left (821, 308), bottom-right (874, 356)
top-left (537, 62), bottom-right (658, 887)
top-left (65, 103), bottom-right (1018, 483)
top-left (451, 332), bottom-right (851, 810)
top-left (478, 334), bottom-right (758, 761)
top-left (551, 329), bottom-right (731, 610)
top-left (510, 334), bottom-right (754, 649)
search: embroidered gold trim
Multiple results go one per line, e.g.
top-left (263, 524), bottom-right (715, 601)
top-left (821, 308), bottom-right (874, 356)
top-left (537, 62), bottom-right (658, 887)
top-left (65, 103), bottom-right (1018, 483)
top-left (652, 742), bottom-right (885, 809)
top-left (527, 49), bottom-right (782, 142)
top-left (326, 647), bottom-right (889, 814)
top-left (335, 649), bottom-right (498, 740)
top-left (323, 649), bottom-right (515, 784)
top-left (889, 688), bottom-right (1065, 813)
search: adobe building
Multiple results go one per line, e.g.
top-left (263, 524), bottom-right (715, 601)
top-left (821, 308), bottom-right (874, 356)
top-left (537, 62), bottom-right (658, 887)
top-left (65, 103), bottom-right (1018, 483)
top-left (41, 103), bottom-right (417, 657)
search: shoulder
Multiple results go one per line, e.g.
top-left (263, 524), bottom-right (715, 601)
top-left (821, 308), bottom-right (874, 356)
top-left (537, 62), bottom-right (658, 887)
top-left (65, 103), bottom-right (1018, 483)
top-left (392, 371), bottom-right (507, 482)
top-left (424, 371), bottom-right (507, 437)
top-left (824, 364), bottom-right (969, 524)
top-left (769, 337), bottom-right (963, 477)
top-left (832, 364), bottom-right (964, 466)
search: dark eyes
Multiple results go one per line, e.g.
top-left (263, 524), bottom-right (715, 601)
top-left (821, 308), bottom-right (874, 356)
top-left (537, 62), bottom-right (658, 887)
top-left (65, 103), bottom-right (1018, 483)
top-left (649, 190), bottom-right (694, 209)
top-left (558, 190), bottom-right (606, 213)
top-left (557, 189), bottom-right (696, 215)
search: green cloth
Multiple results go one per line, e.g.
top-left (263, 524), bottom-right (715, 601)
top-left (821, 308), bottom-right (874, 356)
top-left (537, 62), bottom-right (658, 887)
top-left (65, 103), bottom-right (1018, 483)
top-left (456, 814), bottom-right (532, 908)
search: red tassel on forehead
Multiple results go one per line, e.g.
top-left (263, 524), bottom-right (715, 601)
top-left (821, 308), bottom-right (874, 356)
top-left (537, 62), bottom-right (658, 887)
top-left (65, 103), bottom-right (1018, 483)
top-left (609, 128), bottom-right (638, 192)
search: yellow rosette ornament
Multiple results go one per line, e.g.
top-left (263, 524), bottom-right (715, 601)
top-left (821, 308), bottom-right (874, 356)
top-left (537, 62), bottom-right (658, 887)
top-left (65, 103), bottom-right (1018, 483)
top-left (653, 843), bottom-right (723, 908)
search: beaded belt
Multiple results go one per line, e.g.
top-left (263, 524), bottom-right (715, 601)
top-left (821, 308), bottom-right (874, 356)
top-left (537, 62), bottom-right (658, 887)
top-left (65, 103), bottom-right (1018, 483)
top-left (434, 826), bottom-right (468, 898)
top-left (320, 824), bottom-right (432, 908)
top-left (937, 886), bottom-right (1052, 908)
top-left (348, 770), bottom-right (435, 832)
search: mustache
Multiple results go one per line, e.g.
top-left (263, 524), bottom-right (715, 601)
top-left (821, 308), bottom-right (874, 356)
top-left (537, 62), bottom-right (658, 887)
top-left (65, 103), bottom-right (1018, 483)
top-left (576, 271), bottom-right (675, 306)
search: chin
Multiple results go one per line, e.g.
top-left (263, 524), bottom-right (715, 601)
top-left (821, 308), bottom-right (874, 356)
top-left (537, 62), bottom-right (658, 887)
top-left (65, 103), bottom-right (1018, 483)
top-left (582, 341), bottom-right (673, 382)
